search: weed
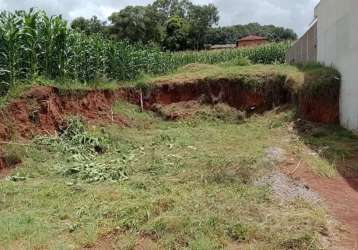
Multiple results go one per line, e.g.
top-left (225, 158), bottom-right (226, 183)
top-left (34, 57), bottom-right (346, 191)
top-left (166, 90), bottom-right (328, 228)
top-left (34, 117), bottom-right (131, 183)
top-left (227, 223), bottom-right (254, 242)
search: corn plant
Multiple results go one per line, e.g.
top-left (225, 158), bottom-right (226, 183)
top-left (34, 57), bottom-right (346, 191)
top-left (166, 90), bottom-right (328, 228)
top-left (0, 11), bottom-right (24, 92)
top-left (0, 9), bottom-right (290, 97)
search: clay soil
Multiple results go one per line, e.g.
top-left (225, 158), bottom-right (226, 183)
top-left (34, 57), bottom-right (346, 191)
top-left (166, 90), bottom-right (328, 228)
top-left (0, 78), bottom-right (339, 141)
top-left (283, 156), bottom-right (358, 250)
top-left (0, 86), bottom-right (129, 140)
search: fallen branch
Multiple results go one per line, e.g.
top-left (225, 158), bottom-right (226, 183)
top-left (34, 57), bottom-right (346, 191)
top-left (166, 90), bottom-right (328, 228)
top-left (289, 160), bottom-right (302, 176)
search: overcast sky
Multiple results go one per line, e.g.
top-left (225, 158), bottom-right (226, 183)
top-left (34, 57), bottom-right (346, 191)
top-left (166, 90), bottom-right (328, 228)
top-left (0, 0), bottom-right (319, 36)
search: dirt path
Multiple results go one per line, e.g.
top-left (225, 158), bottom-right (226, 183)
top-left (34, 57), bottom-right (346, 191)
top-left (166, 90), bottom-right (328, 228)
top-left (283, 158), bottom-right (358, 250)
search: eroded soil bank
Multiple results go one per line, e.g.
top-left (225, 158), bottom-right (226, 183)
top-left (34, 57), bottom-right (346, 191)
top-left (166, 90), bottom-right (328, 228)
top-left (0, 86), bottom-right (129, 141)
top-left (126, 78), bottom-right (339, 123)
top-left (141, 78), bottom-right (290, 114)
top-left (0, 77), bottom-right (339, 173)
top-left (0, 77), bottom-right (339, 141)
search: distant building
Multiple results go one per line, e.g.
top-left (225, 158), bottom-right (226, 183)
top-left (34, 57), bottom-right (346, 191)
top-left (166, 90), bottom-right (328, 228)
top-left (236, 35), bottom-right (268, 48)
top-left (208, 35), bottom-right (268, 50)
top-left (209, 44), bottom-right (236, 50)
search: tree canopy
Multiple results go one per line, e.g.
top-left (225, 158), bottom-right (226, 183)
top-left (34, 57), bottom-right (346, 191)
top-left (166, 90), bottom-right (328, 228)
top-left (206, 23), bottom-right (297, 45)
top-left (70, 0), bottom-right (297, 51)
top-left (71, 16), bottom-right (106, 35)
top-left (108, 6), bottom-right (163, 44)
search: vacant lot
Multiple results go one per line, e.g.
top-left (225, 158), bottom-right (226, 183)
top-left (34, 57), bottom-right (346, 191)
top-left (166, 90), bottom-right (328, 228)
top-left (0, 64), bottom-right (357, 250)
top-left (0, 99), bottom-right (356, 250)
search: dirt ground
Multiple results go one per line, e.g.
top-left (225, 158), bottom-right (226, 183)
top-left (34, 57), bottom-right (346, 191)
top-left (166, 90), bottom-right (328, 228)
top-left (283, 156), bottom-right (358, 250)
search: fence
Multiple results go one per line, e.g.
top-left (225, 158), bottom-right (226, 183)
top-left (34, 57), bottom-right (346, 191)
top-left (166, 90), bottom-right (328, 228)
top-left (286, 21), bottom-right (317, 64)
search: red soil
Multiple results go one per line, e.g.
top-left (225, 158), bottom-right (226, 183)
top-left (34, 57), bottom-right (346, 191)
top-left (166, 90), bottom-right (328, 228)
top-left (0, 156), bottom-right (6, 171)
top-left (142, 79), bottom-right (290, 115)
top-left (0, 81), bottom-right (335, 141)
top-left (142, 79), bottom-right (339, 124)
top-left (298, 95), bottom-right (339, 124)
top-left (283, 157), bottom-right (358, 250)
top-left (0, 86), bottom-right (129, 140)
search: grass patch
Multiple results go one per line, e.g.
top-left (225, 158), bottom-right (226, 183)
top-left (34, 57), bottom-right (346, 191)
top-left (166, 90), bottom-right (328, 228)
top-left (142, 64), bottom-right (302, 86)
top-left (113, 101), bottom-right (160, 129)
top-left (293, 122), bottom-right (358, 177)
top-left (0, 105), bottom-right (335, 250)
top-left (0, 63), bottom-right (339, 110)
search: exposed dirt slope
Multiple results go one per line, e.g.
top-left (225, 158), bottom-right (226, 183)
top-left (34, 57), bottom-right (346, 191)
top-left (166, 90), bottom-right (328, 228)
top-left (298, 94), bottom-right (339, 124)
top-left (0, 75), bottom-right (340, 174)
top-left (133, 75), bottom-right (340, 124)
top-left (0, 86), bottom-right (129, 140)
top-left (0, 72), bottom-right (340, 141)
top-left (141, 78), bottom-right (290, 114)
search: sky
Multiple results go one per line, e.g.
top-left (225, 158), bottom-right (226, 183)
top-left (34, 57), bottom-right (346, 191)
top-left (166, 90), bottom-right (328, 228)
top-left (0, 0), bottom-right (320, 36)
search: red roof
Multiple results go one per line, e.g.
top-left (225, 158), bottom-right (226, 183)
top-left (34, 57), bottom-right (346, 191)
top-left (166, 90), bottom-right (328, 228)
top-left (238, 35), bottom-right (268, 42)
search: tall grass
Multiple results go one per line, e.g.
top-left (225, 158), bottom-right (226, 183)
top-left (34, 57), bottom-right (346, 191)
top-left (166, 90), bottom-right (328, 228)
top-left (0, 9), bottom-right (289, 96)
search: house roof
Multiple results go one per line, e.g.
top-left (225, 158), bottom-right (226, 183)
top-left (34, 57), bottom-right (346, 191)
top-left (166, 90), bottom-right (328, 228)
top-left (238, 35), bottom-right (268, 42)
top-left (210, 44), bottom-right (236, 49)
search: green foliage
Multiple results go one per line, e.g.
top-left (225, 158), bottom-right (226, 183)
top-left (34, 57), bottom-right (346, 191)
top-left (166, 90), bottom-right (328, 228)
top-left (224, 57), bottom-right (251, 66)
top-left (163, 16), bottom-right (191, 51)
top-left (42, 117), bottom-right (108, 155)
top-left (108, 6), bottom-right (163, 44)
top-left (227, 223), bottom-right (252, 242)
top-left (0, 8), bottom-right (290, 99)
top-left (152, 0), bottom-right (194, 19)
top-left (107, 1), bottom-right (294, 51)
top-left (70, 16), bottom-right (106, 36)
top-left (171, 42), bottom-right (290, 66)
top-left (299, 63), bottom-right (341, 97)
top-left (35, 117), bottom-right (128, 183)
top-left (0, 9), bottom-right (179, 95)
top-left (206, 22), bottom-right (297, 45)
top-left (186, 3), bottom-right (219, 50)
top-left (109, 0), bottom-right (219, 51)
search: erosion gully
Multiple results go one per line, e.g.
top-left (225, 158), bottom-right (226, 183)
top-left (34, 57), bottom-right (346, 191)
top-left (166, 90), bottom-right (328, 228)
top-left (0, 79), bottom-right (354, 249)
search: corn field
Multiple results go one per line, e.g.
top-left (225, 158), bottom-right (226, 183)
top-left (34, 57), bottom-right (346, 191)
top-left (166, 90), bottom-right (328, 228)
top-left (171, 42), bottom-right (290, 67)
top-left (0, 9), bottom-right (290, 96)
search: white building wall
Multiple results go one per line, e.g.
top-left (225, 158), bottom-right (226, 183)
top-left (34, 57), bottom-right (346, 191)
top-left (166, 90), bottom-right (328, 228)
top-left (316, 0), bottom-right (358, 130)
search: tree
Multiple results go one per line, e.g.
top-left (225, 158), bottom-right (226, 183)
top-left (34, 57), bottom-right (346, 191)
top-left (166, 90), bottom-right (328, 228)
top-left (163, 16), bottom-right (190, 51)
top-left (106, 1), bottom-right (296, 51)
top-left (107, 0), bottom-right (218, 50)
top-left (152, 0), bottom-right (193, 19)
top-left (205, 23), bottom-right (297, 45)
top-left (108, 6), bottom-right (163, 44)
top-left (71, 16), bottom-right (105, 35)
top-left (187, 4), bottom-right (219, 50)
